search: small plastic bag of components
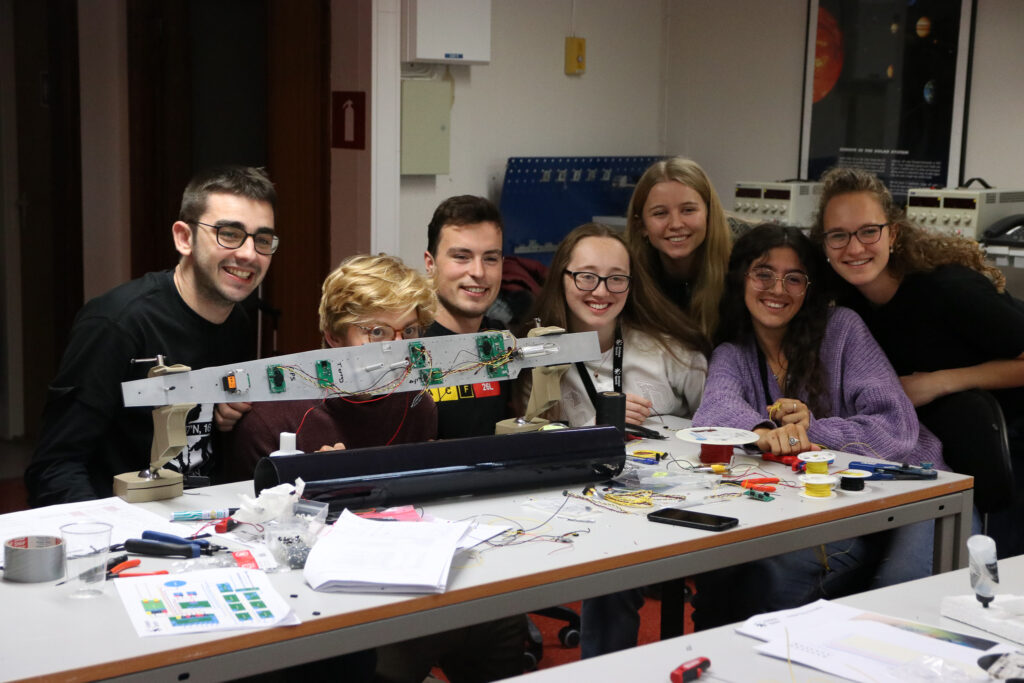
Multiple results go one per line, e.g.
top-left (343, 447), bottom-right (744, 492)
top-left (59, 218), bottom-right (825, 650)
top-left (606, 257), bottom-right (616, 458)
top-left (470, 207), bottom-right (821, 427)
top-left (266, 518), bottom-right (317, 570)
top-left (891, 655), bottom-right (971, 682)
top-left (265, 500), bottom-right (328, 570)
top-left (170, 555), bottom-right (237, 573)
top-left (631, 466), bottom-right (716, 490)
top-left (293, 499), bottom-right (329, 529)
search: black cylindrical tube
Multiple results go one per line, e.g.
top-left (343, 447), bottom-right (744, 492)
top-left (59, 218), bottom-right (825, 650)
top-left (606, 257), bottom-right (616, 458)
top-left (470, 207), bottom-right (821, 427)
top-left (595, 390), bottom-right (626, 437)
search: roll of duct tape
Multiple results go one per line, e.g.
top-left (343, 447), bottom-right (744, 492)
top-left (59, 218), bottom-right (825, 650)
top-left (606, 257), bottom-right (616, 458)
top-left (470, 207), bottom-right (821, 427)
top-left (3, 536), bottom-right (64, 583)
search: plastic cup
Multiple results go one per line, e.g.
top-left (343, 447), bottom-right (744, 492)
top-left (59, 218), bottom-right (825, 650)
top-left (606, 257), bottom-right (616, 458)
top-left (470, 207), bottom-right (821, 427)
top-left (60, 522), bottom-right (112, 598)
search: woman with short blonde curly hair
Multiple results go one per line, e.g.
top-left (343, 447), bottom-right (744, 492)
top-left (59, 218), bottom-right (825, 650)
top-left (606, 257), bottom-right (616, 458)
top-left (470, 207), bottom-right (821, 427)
top-left (810, 165), bottom-right (1024, 556)
top-left (318, 254), bottom-right (438, 347)
top-left (624, 157), bottom-right (733, 339)
top-left (227, 253), bottom-right (438, 482)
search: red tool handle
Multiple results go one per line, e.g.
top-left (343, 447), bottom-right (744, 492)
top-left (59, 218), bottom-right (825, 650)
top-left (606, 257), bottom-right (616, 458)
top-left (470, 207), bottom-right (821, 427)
top-left (671, 656), bottom-right (711, 683)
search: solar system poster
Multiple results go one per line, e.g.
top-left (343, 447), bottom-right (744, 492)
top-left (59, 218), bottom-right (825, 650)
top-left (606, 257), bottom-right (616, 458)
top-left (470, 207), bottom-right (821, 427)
top-left (802, 0), bottom-right (973, 200)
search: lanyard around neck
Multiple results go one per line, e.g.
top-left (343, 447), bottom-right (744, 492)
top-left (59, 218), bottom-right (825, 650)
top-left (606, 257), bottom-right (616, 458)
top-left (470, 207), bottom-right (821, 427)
top-left (756, 345), bottom-right (774, 407)
top-left (575, 324), bottom-right (623, 403)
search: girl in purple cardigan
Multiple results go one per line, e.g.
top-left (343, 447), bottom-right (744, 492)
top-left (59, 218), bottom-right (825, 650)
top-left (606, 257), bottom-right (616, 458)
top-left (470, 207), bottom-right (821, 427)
top-left (690, 224), bottom-right (946, 629)
top-left (694, 226), bottom-right (943, 464)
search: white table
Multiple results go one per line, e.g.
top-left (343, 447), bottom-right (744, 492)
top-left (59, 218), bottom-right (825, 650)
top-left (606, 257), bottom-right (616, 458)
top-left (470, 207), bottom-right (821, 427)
top-left (1, 419), bottom-right (974, 682)
top-left (507, 555), bottom-right (1024, 683)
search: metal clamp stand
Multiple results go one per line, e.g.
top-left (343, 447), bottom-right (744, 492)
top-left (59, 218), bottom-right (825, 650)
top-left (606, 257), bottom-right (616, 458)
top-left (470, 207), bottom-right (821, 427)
top-left (113, 355), bottom-right (196, 503)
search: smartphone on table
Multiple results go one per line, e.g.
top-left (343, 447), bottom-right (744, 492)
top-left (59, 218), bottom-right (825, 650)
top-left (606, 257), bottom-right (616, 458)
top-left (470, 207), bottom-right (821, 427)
top-left (647, 507), bottom-right (738, 531)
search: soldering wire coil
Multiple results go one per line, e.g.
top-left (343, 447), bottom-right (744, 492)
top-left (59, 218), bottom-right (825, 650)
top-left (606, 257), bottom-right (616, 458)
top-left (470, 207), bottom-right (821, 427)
top-left (3, 535), bottom-right (64, 583)
top-left (798, 473), bottom-right (837, 500)
top-left (835, 469), bottom-right (871, 494)
top-left (798, 451), bottom-right (836, 475)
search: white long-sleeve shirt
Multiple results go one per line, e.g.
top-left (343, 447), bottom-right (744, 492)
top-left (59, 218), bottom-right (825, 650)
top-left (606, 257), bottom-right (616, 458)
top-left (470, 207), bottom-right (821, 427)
top-left (558, 326), bottom-right (707, 427)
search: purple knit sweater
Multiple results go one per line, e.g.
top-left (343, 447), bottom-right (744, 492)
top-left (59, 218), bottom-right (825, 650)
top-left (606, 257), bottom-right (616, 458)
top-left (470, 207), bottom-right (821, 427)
top-left (693, 307), bottom-right (945, 468)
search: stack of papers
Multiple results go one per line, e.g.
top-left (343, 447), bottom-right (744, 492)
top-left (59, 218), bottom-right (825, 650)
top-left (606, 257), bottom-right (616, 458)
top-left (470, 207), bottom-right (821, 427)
top-left (303, 510), bottom-right (508, 594)
top-left (738, 599), bottom-right (1012, 682)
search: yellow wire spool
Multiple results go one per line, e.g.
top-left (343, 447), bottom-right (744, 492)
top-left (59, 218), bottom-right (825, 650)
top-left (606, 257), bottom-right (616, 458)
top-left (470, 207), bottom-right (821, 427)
top-left (798, 452), bottom-right (836, 475)
top-left (799, 473), bottom-right (837, 500)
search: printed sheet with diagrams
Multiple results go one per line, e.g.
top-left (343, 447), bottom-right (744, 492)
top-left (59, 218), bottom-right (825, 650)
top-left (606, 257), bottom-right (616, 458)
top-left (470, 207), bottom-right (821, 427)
top-left (114, 567), bottom-right (299, 637)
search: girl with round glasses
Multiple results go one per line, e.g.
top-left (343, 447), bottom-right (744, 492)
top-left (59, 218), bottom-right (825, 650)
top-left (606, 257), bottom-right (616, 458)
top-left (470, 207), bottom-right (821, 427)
top-left (532, 223), bottom-right (709, 429)
top-left (690, 224), bottom-right (945, 628)
top-left (625, 157), bottom-right (743, 339)
top-left (812, 166), bottom-right (1024, 555)
top-left (531, 224), bottom-right (709, 659)
top-left (226, 254), bottom-right (438, 479)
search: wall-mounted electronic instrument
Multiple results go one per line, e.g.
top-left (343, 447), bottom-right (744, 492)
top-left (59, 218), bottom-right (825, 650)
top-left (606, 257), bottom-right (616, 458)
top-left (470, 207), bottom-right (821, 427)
top-left (732, 181), bottom-right (823, 228)
top-left (906, 187), bottom-right (1024, 240)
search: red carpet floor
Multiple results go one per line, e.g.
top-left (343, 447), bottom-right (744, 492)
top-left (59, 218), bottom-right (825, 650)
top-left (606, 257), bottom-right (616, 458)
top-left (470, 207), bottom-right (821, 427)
top-left (431, 593), bottom-right (694, 678)
top-left (527, 596), bottom-right (690, 670)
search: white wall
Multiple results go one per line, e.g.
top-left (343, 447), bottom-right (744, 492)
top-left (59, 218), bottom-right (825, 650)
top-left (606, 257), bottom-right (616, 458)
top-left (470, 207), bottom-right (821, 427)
top-left (662, 0), bottom-right (1024, 204)
top-left (962, 0), bottom-right (1024, 188)
top-left (396, 0), bottom-right (667, 268)
top-left (664, 1), bottom-right (808, 204)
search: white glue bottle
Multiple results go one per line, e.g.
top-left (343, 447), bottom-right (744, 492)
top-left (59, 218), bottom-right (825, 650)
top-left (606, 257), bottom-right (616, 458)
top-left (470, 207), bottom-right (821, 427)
top-left (270, 432), bottom-right (303, 458)
top-left (967, 534), bottom-right (999, 608)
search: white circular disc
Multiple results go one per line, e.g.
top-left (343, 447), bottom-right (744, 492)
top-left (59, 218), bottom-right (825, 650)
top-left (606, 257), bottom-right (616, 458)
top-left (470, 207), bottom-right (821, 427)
top-left (676, 427), bottom-right (759, 446)
top-left (799, 489), bottom-right (836, 501)
top-left (834, 468), bottom-right (871, 479)
top-left (799, 473), bottom-right (838, 485)
top-left (798, 452), bottom-right (836, 464)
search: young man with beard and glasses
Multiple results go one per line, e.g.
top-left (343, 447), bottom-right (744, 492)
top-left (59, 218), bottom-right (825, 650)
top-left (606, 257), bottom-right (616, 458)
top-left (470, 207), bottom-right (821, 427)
top-left (421, 195), bottom-right (511, 438)
top-left (25, 166), bottom-right (277, 506)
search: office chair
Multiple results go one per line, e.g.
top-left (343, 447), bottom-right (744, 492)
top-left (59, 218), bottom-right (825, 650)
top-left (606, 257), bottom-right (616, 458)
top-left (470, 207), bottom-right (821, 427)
top-left (523, 606), bottom-right (581, 671)
top-left (916, 388), bottom-right (1015, 531)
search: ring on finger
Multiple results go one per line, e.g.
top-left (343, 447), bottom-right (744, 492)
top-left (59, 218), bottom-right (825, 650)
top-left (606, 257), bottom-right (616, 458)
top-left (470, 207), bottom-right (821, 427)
top-left (788, 436), bottom-right (799, 446)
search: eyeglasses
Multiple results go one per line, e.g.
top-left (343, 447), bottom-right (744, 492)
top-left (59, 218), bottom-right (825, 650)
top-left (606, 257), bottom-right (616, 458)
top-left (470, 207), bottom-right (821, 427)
top-left (746, 268), bottom-right (810, 295)
top-left (196, 221), bottom-right (280, 255)
top-left (564, 269), bottom-right (632, 293)
top-left (354, 322), bottom-right (424, 342)
top-left (823, 223), bottom-right (887, 250)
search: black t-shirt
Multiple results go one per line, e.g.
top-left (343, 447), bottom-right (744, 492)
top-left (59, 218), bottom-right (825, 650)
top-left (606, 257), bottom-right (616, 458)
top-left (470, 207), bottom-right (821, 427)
top-left (423, 318), bottom-right (511, 438)
top-left (846, 264), bottom-right (1024, 425)
top-left (654, 266), bottom-right (692, 313)
top-left (26, 270), bottom-right (255, 506)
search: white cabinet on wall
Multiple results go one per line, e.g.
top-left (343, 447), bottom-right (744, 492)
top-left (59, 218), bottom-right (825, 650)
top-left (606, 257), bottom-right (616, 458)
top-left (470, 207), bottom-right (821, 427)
top-left (401, 0), bottom-right (491, 64)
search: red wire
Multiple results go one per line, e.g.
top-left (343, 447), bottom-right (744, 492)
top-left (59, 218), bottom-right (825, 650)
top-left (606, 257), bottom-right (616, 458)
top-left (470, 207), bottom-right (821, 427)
top-left (298, 380), bottom-right (412, 446)
top-left (294, 400), bottom-right (323, 437)
top-left (386, 395), bottom-right (411, 445)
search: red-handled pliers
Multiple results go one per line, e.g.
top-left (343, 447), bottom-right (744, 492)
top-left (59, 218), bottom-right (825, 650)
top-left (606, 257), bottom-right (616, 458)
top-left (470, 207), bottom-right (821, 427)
top-left (739, 477), bottom-right (779, 492)
top-left (107, 558), bottom-right (169, 579)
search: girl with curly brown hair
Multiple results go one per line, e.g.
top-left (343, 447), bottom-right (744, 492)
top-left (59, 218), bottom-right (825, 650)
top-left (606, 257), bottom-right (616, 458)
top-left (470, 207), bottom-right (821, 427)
top-left (811, 166), bottom-right (1024, 555)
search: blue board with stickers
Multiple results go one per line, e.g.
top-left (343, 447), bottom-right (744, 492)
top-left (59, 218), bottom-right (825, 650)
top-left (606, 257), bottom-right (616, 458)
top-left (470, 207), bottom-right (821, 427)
top-left (498, 156), bottom-right (662, 265)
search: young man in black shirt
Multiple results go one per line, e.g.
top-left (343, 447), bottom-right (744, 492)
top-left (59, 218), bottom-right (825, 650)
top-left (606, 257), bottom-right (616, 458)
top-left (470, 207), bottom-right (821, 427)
top-left (374, 196), bottom-right (526, 683)
top-left (421, 195), bottom-right (510, 438)
top-left (25, 166), bottom-right (277, 506)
